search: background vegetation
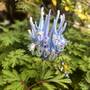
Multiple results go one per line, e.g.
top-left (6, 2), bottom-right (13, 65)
top-left (0, 0), bottom-right (90, 90)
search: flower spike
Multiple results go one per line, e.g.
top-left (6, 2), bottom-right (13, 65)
top-left (28, 7), bottom-right (67, 60)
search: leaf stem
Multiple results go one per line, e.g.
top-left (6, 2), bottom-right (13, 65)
top-left (27, 80), bottom-right (46, 90)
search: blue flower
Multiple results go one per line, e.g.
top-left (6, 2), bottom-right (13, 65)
top-left (28, 7), bottom-right (67, 60)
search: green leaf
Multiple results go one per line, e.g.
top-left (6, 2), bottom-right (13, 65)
top-left (20, 69), bottom-right (38, 81)
top-left (0, 76), bottom-right (6, 86)
top-left (43, 83), bottom-right (56, 90)
top-left (4, 81), bottom-right (24, 90)
top-left (2, 49), bottom-right (31, 69)
top-left (2, 70), bottom-right (20, 83)
top-left (43, 70), bottom-right (54, 80)
top-left (0, 31), bottom-right (20, 47)
top-left (48, 74), bottom-right (71, 88)
top-left (85, 71), bottom-right (90, 83)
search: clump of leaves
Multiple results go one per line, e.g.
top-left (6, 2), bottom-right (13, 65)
top-left (0, 49), bottom-right (71, 90)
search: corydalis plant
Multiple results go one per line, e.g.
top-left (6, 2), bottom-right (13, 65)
top-left (28, 7), bottom-right (67, 60)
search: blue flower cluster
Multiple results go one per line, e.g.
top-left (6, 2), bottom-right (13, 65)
top-left (28, 7), bottom-right (67, 60)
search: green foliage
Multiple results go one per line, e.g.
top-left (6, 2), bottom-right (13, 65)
top-left (0, 49), bottom-right (71, 89)
top-left (2, 49), bottom-right (30, 69)
top-left (2, 70), bottom-right (25, 90)
top-left (16, 0), bottom-right (42, 19)
top-left (0, 31), bottom-right (20, 46)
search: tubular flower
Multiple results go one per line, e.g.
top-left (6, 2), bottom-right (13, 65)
top-left (28, 7), bottom-right (67, 60)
